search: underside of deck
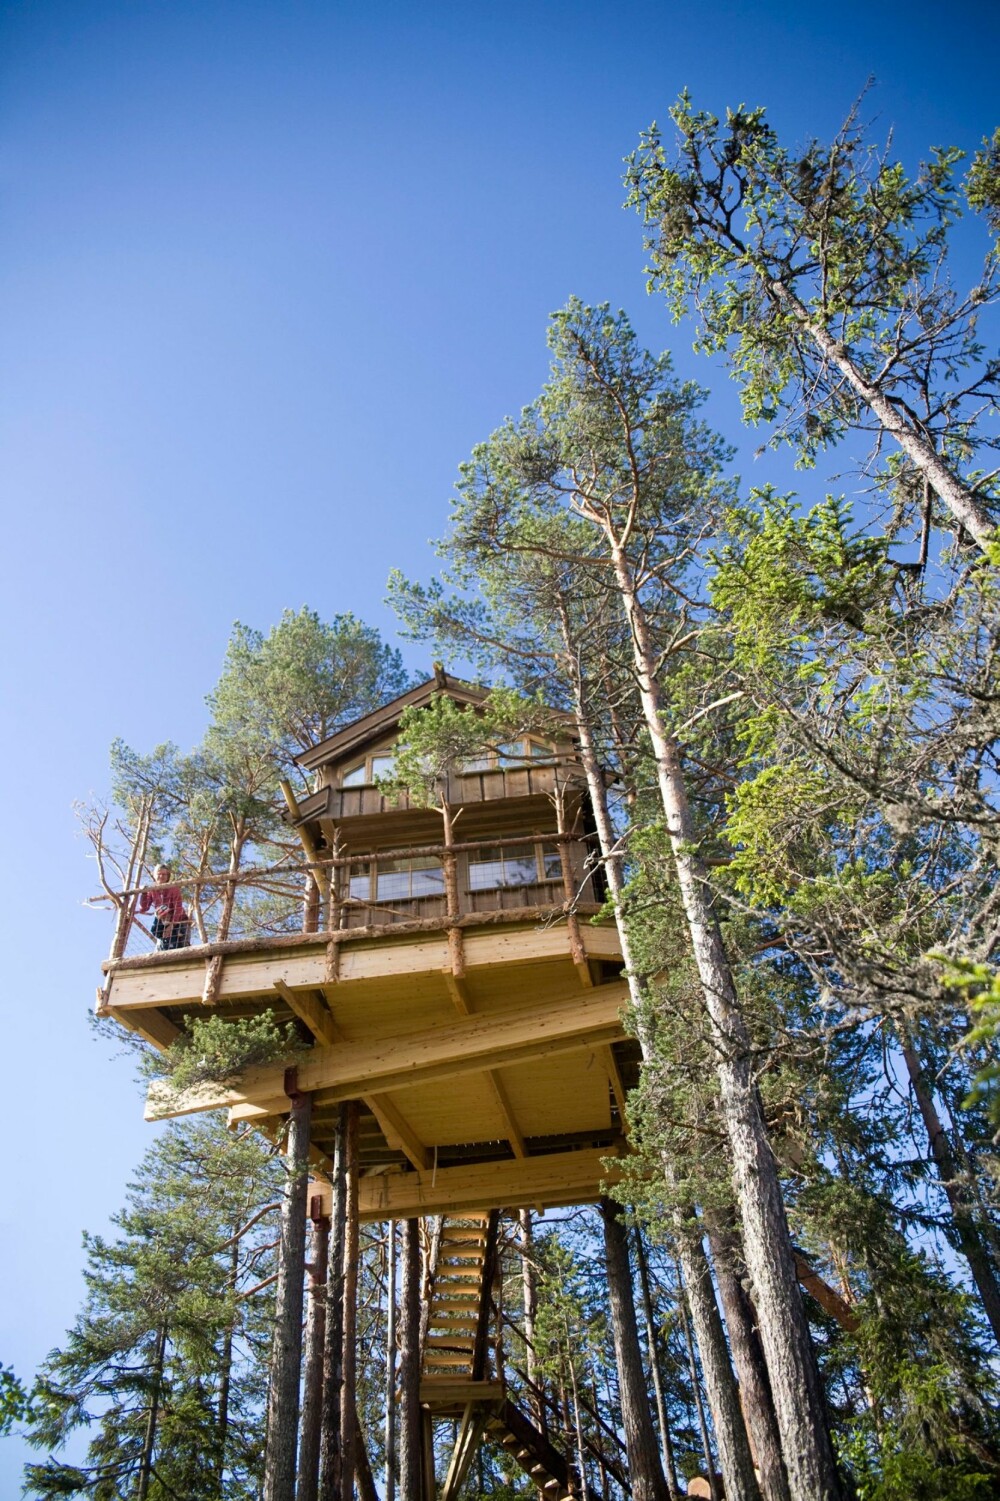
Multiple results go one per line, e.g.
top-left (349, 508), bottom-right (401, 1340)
top-left (100, 909), bottom-right (637, 1218)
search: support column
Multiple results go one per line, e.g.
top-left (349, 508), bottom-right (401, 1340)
top-left (399, 1218), bottom-right (424, 1501)
top-left (318, 1104), bottom-right (349, 1501)
top-left (265, 1086), bottom-right (313, 1501)
top-left (600, 1199), bottom-right (670, 1501)
top-left (297, 1206), bottom-right (330, 1501)
top-left (341, 1103), bottom-right (361, 1501)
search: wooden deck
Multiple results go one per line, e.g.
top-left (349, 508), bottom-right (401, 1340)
top-left (101, 908), bottom-right (636, 1217)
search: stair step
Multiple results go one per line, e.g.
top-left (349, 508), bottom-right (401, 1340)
top-left (422, 1354), bottom-right (476, 1367)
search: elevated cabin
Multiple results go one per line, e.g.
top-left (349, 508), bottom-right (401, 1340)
top-left (290, 669), bottom-right (602, 929)
top-left (99, 672), bottom-right (637, 1221)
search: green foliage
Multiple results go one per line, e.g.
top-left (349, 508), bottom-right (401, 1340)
top-left (0, 1362), bottom-right (30, 1435)
top-left (24, 1118), bottom-right (280, 1498)
top-left (391, 687), bottom-right (563, 804)
top-left (943, 960), bottom-right (1000, 1122)
top-left (144, 1010), bottom-right (306, 1094)
top-left (625, 91), bottom-right (1000, 544)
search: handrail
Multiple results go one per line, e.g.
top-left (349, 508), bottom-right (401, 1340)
top-left (497, 1308), bottom-right (630, 1483)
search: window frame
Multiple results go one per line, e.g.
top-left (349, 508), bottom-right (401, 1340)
top-left (466, 840), bottom-right (563, 893)
top-left (340, 748), bottom-right (397, 788)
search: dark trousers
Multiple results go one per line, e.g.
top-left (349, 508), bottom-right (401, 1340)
top-left (151, 917), bottom-right (191, 951)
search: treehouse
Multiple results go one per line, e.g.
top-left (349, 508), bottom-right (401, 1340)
top-left (98, 670), bottom-right (638, 1223)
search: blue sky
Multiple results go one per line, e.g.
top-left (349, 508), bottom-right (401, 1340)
top-left (1, 0), bottom-right (997, 1485)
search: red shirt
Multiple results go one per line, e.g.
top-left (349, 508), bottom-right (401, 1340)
top-left (138, 883), bottom-right (187, 923)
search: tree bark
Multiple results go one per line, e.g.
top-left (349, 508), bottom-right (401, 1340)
top-left (708, 1220), bottom-right (790, 1501)
top-left (318, 1104), bottom-right (349, 1501)
top-left (216, 1232), bottom-right (240, 1492)
top-left (265, 1089), bottom-right (312, 1501)
top-left (297, 1213), bottom-right (330, 1501)
top-left (398, 1218), bottom-right (424, 1501)
top-left (898, 1032), bottom-right (1000, 1345)
top-left (556, 609), bottom-right (761, 1501)
top-left (602, 546), bottom-right (844, 1500)
top-left (341, 1103), bottom-right (361, 1501)
top-left (519, 1208), bottom-right (545, 1438)
top-left (385, 1220), bottom-right (398, 1501)
top-left (770, 276), bottom-right (998, 553)
top-left (600, 1198), bottom-right (670, 1501)
top-left (633, 1228), bottom-right (682, 1501)
top-left (136, 1322), bottom-right (167, 1501)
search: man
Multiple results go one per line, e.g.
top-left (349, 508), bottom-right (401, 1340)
top-left (137, 864), bottom-right (192, 950)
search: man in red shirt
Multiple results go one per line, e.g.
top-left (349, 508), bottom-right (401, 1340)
top-left (137, 864), bottom-right (192, 950)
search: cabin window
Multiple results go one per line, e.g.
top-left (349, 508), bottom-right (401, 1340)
top-left (376, 855), bottom-right (444, 901)
top-left (346, 855), bottom-right (444, 903)
top-left (468, 842), bottom-right (561, 891)
top-left (459, 738), bottom-right (556, 773)
top-left (341, 751), bottom-right (395, 787)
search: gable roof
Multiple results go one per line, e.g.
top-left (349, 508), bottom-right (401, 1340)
top-left (295, 668), bottom-right (488, 772)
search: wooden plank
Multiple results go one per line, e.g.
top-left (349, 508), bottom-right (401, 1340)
top-left (357, 1146), bottom-right (624, 1220)
top-left (273, 980), bottom-right (430, 1172)
top-left (486, 1071), bottom-right (526, 1158)
top-left (108, 1005), bottom-right (180, 1050)
top-left (147, 981), bottom-right (630, 1120)
top-left (274, 978), bottom-right (341, 1046)
top-left (365, 1094), bottom-right (433, 1172)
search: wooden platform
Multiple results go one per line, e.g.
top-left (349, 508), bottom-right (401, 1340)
top-left (101, 910), bottom-right (637, 1217)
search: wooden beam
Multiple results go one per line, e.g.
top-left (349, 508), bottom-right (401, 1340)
top-left (106, 920), bottom-right (623, 1011)
top-left (108, 1005), bottom-right (180, 1050)
top-left (274, 978), bottom-right (341, 1046)
top-left (356, 1146), bottom-right (625, 1221)
top-left (486, 1071), bottom-right (526, 1158)
top-left (601, 1045), bottom-right (629, 1123)
top-left (273, 980), bottom-right (430, 1174)
top-left (149, 981), bottom-right (629, 1120)
top-left (364, 1094), bottom-right (433, 1172)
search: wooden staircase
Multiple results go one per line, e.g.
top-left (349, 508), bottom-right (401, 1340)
top-left (419, 1211), bottom-right (607, 1501)
top-left (421, 1212), bottom-right (496, 1387)
top-left (485, 1398), bottom-right (590, 1500)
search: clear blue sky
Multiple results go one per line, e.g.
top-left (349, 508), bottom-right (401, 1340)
top-left (1, 0), bottom-right (996, 1485)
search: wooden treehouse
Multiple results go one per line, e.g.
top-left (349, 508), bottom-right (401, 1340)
top-left (98, 670), bottom-right (640, 1498)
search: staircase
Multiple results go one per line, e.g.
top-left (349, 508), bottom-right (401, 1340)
top-left (485, 1398), bottom-right (592, 1500)
top-left (421, 1212), bottom-right (606, 1501)
top-left (421, 1212), bottom-right (496, 1385)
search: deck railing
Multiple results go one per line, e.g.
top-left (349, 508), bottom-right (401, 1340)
top-left (93, 832), bottom-right (602, 962)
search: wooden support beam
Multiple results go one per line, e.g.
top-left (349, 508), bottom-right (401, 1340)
top-left (108, 1005), bottom-right (180, 1050)
top-left (151, 981), bottom-right (629, 1121)
top-left (275, 978), bottom-right (341, 1046)
top-left (355, 1145), bottom-right (625, 1221)
top-left (273, 980), bottom-right (431, 1174)
top-left (486, 1071), bottom-right (526, 1159)
top-left (601, 1045), bottom-right (629, 1124)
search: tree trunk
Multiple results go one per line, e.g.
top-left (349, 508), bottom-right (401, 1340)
top-left (341, 1103), bottom-right (361, 1501)
top-left (603, 547), bottom-right (843, 1501)
top-left (897, 1032), bottom-right (1000, 1345)
top-left (297, 1213), bottom-right (330, 1501)
top-left (265, 1089), bottom-right (313, 1501)
top-left (708, 1220), bottom-right (791, 1501)
top-left (676, 1261), bottom-right (721, 1501)
top-left (136, 1322), bottom-right (167, 1501)
top-left (600, 1197), bottom-right (670, 1501)
top-left (633, 1228), bottom-right (682, 1501)
top-left (555, 607), bottom-right (761, 1501)
top-left (519, 1208), bottom-right (545, 1436)
top-left (319, 1104), bottom-right (350, 1501)
top-left (216, 1233), bottom-right (240, 1492)
top-left (385, 1220), bottom-right (398, 1501)
top-left (771, 276), bottom-right (998, 553)
top-left (399, 1218), bottom-right (424, 1501)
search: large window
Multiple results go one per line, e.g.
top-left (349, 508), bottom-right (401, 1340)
top-left (460, 738), bottom-right (557, 774)
top-left (341, 751), bottom-right (396, 787)
top-left (468, 843), bottom-right (562, 892)
top-left (346, 855), bottom-right (444, 903)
